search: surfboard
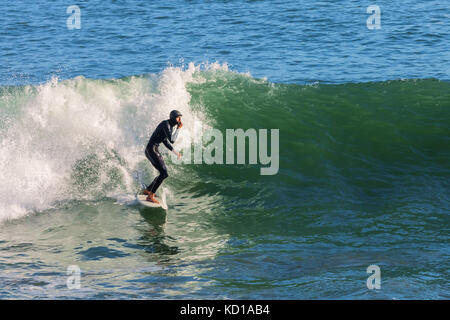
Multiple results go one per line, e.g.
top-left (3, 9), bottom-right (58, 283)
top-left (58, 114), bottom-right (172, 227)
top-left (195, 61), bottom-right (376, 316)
top-left (136, 193), bottom-right (168, 210)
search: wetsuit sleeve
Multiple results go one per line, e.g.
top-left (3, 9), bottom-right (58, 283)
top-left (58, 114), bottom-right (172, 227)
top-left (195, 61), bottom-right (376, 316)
top-left (161, 121), bottom-right (177, 150)
top-left (162, 138), bottom-right (173, 151)
top-left (161, 122), bottom-right (172, 140)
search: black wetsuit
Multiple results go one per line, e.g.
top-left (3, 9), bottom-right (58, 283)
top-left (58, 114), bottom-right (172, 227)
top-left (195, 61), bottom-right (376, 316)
top-left (145, 119), bottom-right (179, 193)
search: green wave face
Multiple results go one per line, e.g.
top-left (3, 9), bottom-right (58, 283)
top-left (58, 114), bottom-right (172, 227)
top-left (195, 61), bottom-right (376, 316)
top-left (186, 75), bottom-right (449, 229)
top-left (0, 71), bottom-right (449, 230)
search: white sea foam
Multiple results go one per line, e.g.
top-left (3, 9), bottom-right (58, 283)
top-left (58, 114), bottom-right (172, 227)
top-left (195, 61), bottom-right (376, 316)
top-left (0, 62), bottom-right (230, 223)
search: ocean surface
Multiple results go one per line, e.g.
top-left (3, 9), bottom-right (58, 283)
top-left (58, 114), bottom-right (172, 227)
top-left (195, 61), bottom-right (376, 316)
top-left (0, 0), bottom-right (449, 299)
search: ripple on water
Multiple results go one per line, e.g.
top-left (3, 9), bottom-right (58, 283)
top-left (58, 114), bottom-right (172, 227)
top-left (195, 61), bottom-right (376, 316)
top-left (78, 246), bottom-right (131, 261)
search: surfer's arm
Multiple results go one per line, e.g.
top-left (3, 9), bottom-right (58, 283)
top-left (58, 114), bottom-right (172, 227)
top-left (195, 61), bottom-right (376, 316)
top-left (161, 121), bottom-right (181, 158)
top-left (162, 121), bottom-right (175, 144)
top-left (163, 138), bottom-right (181, 159)
top-left (162, 138), bottom-right (173, 151)
top-left (163, 121), bottom-right (180, 144)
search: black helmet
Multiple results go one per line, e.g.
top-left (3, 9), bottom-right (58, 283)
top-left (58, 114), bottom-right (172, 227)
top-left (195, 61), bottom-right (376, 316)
top-left (169, 110), bottom-right (182, 124)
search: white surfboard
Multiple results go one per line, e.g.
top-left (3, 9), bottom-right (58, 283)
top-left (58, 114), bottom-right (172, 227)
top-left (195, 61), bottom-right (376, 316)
top-left (136, 194), bottom-right (168, 210)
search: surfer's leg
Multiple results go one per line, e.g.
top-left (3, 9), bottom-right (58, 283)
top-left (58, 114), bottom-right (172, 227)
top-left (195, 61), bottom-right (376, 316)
top-left (145, 147), bottom-right (168, 194)
top-left (145, 150), bottom-right (158, 192)
top-left (150, 155), bottom-right (168, 194)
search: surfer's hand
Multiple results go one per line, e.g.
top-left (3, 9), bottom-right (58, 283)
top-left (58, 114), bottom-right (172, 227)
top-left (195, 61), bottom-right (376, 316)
top-left (174, 150), bottom-right (181, 160)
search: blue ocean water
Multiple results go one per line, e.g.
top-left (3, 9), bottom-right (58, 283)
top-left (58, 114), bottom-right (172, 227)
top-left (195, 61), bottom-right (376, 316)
top-left (0, 0), bottom-right (449, 299)
top-left (1, 0), bottom-right (449, 85)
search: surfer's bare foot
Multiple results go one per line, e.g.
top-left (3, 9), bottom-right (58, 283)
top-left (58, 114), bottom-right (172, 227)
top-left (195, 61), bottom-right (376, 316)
top-left (146, 192), bottom-right (160, 204)
top-left (142, 189), bottom-right (151, 196)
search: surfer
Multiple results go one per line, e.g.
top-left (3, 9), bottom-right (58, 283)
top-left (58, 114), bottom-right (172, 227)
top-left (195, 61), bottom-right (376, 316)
top-left (143, 110), bottom-right (183, 203)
